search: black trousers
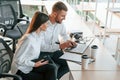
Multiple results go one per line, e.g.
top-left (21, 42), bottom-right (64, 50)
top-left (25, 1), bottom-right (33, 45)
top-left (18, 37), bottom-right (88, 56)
top-left (40, 50), bottom-right (70, 79)
top-left (15, 58), bottom-right (57, 80)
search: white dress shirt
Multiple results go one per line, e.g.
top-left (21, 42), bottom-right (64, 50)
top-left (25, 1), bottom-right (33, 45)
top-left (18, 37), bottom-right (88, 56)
top-left (11, 32), bottom-right (43, 74)
top-left (40, 20), bottom-right (69, 52)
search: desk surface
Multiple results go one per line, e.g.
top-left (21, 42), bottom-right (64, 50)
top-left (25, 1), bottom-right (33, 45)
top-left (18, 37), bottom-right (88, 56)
top-left (108, 8), bottom-right (120, 18)
top-left (107, 8), bottom-right (120, 13)
top-left (114, 12), bottom-right (120, 18)
top-left (71, 71), bottom-right (120, 80)
top-left (67, 38), bottom-right (120, 71)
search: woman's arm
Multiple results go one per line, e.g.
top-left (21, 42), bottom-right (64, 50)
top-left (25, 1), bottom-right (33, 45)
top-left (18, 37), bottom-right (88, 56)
top-left (14, 37), bottom-right (35, 67)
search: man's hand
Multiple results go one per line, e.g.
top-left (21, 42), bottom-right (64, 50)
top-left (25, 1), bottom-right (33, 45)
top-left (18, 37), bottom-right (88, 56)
top-left (59, 40), bottom-right (77, 50)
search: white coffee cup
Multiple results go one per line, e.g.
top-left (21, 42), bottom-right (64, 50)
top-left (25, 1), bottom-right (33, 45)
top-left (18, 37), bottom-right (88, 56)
top-left (82, 55), bottom-right (89, 69)
top-left (91, 45), bottom-right (98, 60)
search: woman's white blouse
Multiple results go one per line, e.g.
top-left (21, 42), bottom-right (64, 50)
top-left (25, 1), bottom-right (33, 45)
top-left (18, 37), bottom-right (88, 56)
top-left (11, 32), bottom-right (42, 74)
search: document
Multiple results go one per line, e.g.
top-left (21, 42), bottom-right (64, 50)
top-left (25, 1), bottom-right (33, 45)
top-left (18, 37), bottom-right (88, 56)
top-left (60, 52), bottom-right (81, 63)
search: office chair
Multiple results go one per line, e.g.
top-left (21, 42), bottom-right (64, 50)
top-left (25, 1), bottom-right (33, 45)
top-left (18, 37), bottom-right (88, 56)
top-left (0, 0), bottom-right (29, 23)
top-left (0, 38), bottom-right (22, 80)
top-left (0, 0), bottom-right (30, 35)
top-left (0, 4), bottom-right (22, 53)
top-left (0, 38), bottom-right (44, 80)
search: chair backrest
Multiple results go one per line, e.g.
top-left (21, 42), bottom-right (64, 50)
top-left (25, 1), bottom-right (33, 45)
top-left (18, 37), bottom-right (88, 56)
top-left (0, 4), bottom-right (18, 30)
top-left (0, 0), bottom-right (24, 19)
top-left (0, 0), bottom-right (29, 35)
top-left (0, 38), bottom-right (22, 80)
top-left (0, 38), bottom-right (13, 73)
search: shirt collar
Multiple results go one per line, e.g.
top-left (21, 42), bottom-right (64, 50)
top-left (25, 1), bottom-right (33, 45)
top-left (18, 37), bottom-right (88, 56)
top-left (48, 20), bottom-right (57, 26)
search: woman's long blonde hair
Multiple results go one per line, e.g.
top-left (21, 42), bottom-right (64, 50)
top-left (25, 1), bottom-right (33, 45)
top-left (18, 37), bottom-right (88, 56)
top-left (17, 11), bottom-right (49, 46)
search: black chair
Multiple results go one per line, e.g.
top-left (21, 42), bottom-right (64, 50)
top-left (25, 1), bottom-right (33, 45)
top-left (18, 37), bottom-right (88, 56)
top-left (0, 38), bottom-right (43, 80)
top-left (0, 0), bottom-right (29, 23)
top-left (0, 0), bottom-right (30, 35)
top-left (0, 38), bottom-right (22, 80)
top-left (0, 4), bottom-right (22, 53)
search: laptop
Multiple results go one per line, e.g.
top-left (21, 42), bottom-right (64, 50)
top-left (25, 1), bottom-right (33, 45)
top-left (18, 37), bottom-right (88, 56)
top-left (64, 37), bottom-right (94, 54)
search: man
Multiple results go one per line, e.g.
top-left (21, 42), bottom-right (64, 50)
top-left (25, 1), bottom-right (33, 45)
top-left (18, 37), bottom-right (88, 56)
top-left (40, 1), bottom-right (76, 79)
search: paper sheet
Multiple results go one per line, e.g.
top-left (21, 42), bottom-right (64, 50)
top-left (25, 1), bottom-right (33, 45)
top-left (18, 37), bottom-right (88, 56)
top-left (60, 52), bottom-right (82, 63)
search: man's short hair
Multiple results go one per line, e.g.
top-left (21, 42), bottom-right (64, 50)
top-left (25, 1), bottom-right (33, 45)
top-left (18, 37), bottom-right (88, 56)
top-left (52, 1), bottom-right (68, 12)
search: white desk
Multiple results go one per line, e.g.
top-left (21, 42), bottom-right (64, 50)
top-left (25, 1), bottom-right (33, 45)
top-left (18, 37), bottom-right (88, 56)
top-left (114, 12), bottom-right (120, 18)
top-left (71, 71), bottom-right (120, 80)
top-left (107, 7), bottom-right (120, 17)
top-left (67, 38), bottom-right (120, 80)
top-left (67, 38), bottom-right (120, 70)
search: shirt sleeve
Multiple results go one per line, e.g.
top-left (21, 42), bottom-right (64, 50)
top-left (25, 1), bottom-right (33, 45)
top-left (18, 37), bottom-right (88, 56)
top-left (14, 37), bottom-right (35, 67)
top-left (60, 24), bottom-right (69, 42)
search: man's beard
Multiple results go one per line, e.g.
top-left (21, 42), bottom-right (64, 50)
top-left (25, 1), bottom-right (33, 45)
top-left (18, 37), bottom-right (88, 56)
top-left (56, 21), bottom-right (60, 23)
top-left (56, 20), bottom-right (62, 23)
top-left (55, 17), bottom-right (61, 23)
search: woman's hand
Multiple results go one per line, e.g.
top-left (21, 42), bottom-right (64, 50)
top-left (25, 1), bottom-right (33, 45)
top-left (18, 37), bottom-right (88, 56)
top-left (34, 59), bottom-right (48, 67)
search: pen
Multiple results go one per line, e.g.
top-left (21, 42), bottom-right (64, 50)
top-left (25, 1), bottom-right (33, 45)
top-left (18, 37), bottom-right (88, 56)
top-left (55, 42), bottom-right (60, 44)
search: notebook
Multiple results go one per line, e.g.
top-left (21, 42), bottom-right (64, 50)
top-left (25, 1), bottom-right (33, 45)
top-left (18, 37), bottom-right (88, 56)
top-left (60, 52), bottom-right (82, 64)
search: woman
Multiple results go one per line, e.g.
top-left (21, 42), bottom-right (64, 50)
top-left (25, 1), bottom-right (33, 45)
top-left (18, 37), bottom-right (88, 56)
top-left (11, 11), bottom-right (57, 80)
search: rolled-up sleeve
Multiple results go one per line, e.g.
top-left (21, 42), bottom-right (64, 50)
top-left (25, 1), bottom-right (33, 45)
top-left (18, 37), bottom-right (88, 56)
top-left (60, 24), bottom-right (69, 41)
